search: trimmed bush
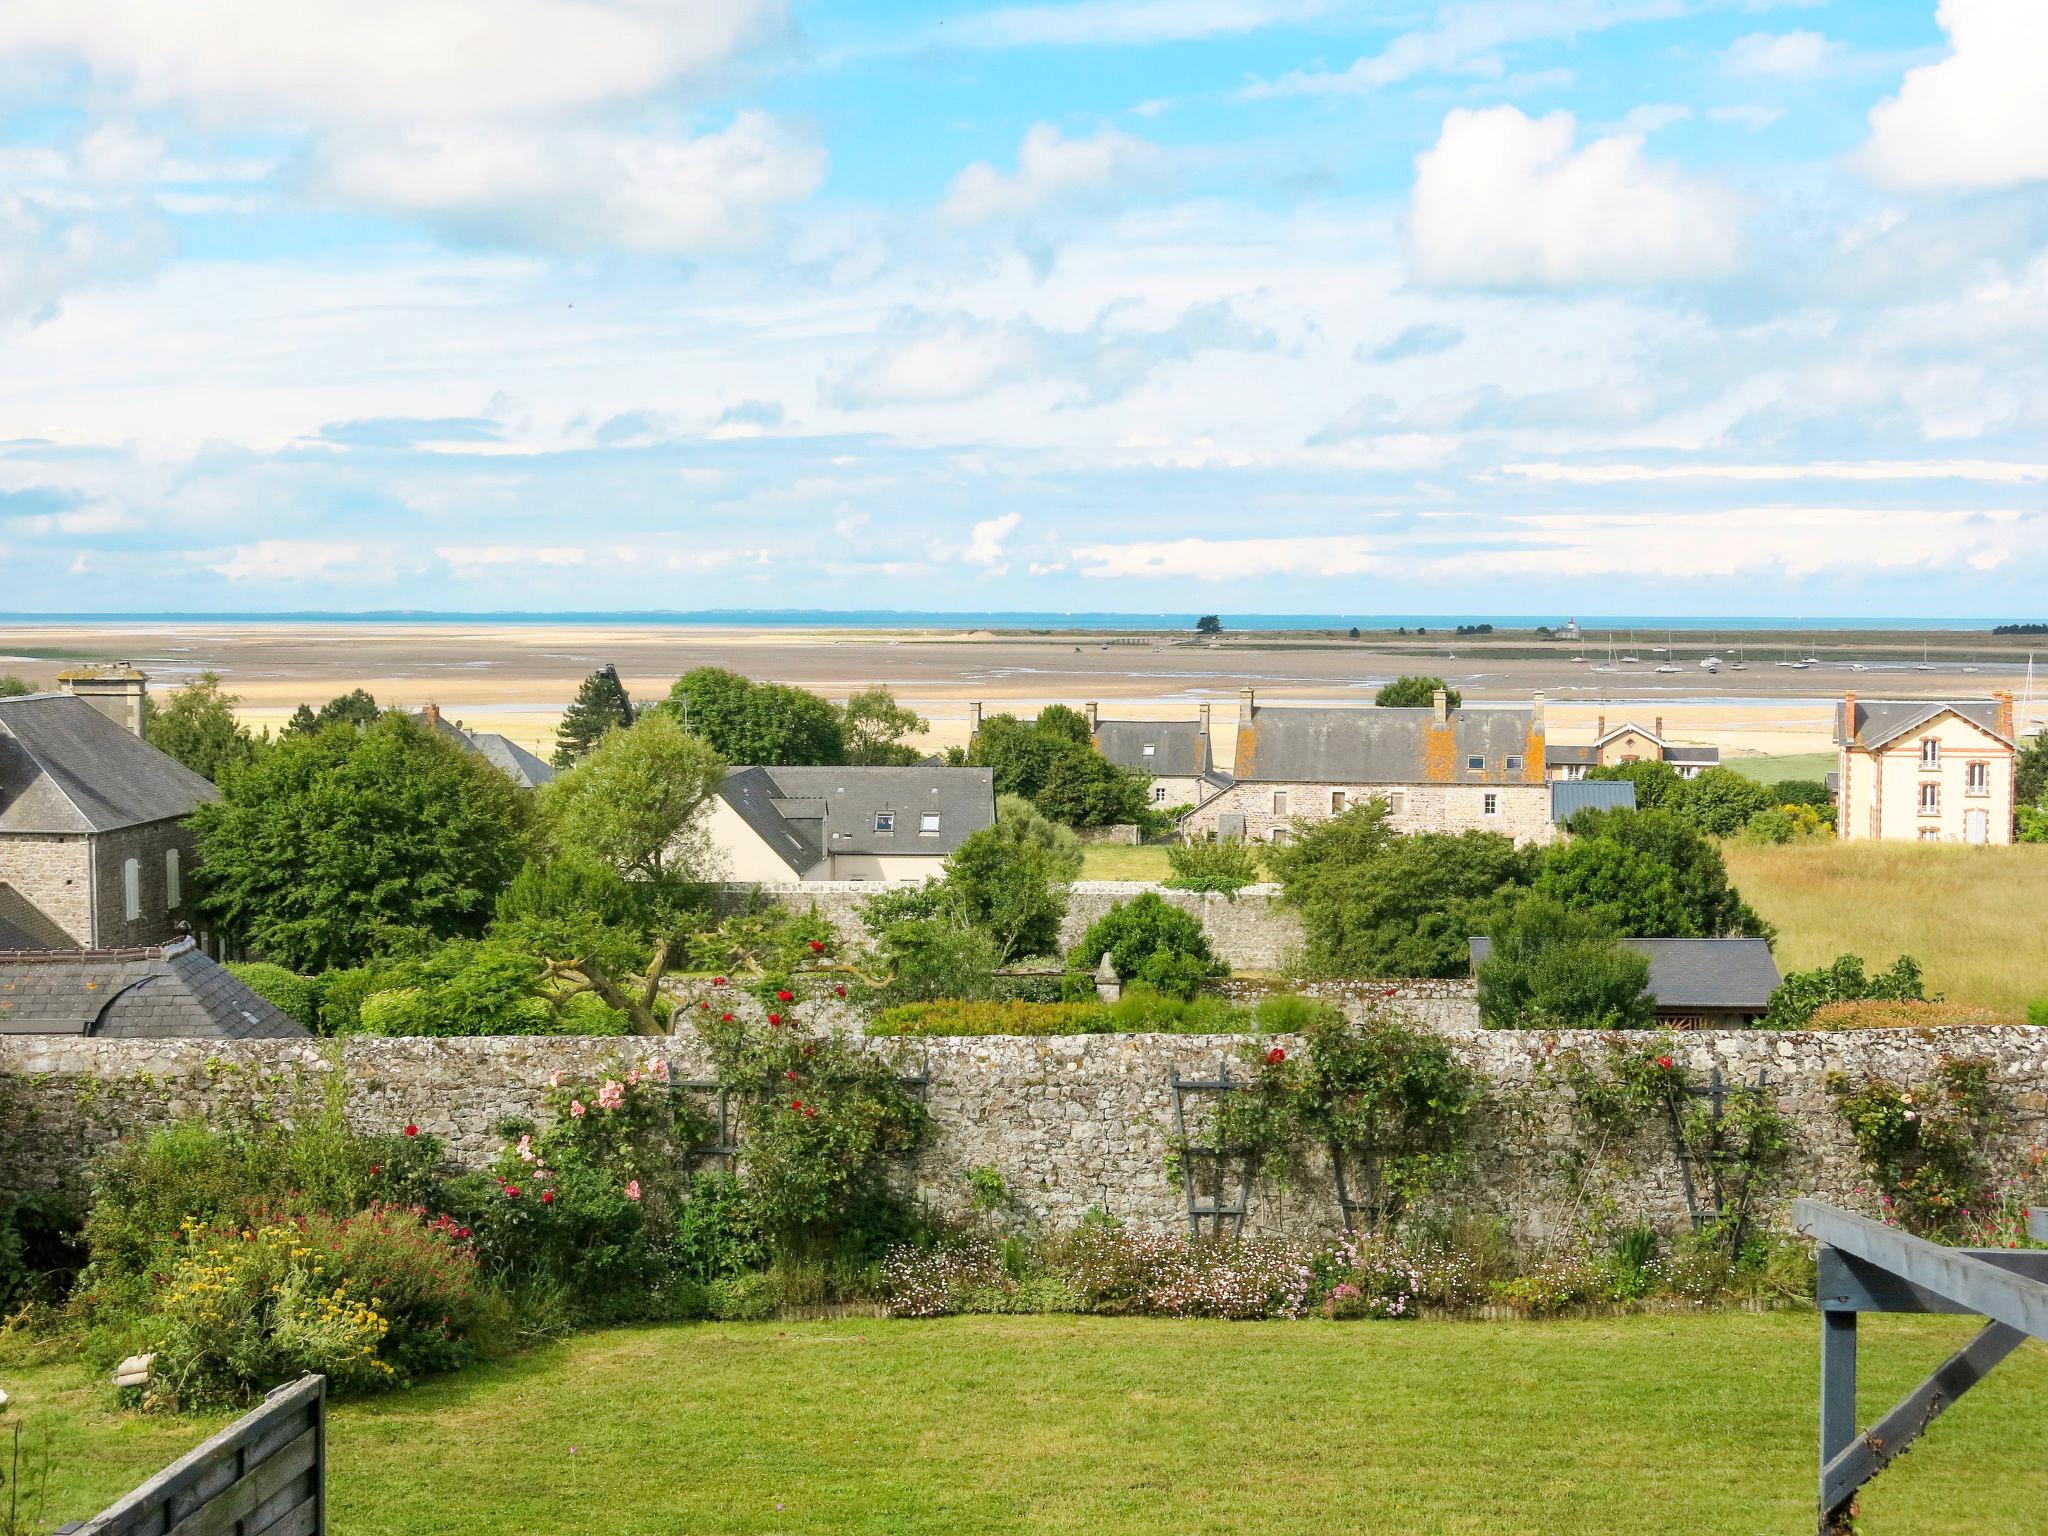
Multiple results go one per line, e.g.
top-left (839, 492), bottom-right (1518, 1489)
top-left (226, 962), bottom-right (321, 1027)
top-left (1070, 892), bottom-right (1225, 999)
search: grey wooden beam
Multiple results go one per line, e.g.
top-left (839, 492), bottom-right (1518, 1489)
top-left (1794, 1200), bottom-right (2048, 1339)
top-left (1818, 1246), bottom-right (2048, 1314)
top-left (2028, 1208), bottom-right (2048, 1243)
top-left (1820, 1304), bottom-right (1857, 1468)
top-left (1820, 1320), bottom-right (2027, 1518)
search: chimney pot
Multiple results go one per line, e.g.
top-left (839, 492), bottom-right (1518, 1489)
top-left (1654, 715), bottom-right (1664, 740)
top-left (968, 701), bottom-right (983, 735)
top-left (424, 701), bottom-right (440, 726)
top-left (1084, 701), bottom-right (1098, 731)
top-left (1237, 685), bottom-right (1255, 717)
top-left (1995, 690), bottom-right (2015, 739)
top-left (1431, 688), bottom-right (1448, 726)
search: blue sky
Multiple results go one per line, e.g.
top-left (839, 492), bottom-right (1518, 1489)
top-left (1, 0), bottom-right (2045, 617)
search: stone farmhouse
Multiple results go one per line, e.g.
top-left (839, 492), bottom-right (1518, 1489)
top-left (1083, 701), bottom-right (1232, 809)
top-left (1181, 687), bottom-right (1553, 846)
top-left (0, 672), bottom-right (216, 949)
top-left (412, 703), bottom-right (555, 789)
top-left (702, 765), bottom-right (996, 881)
top-left (1544, 711), bottom-right (1720, 781)
top-left (1834, 691), bottom-right (2017, 845)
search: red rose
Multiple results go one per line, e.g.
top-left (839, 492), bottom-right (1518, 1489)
top-left (807, 940), bottom-right (824, 953)
top-left (1266, 1047), bottom-right (1286, 1065)
top-left (505, 1185), bottom-right (521, 1199)
top-left (803, 1107), bottom-right (817, 1119)
top-left (834, 984), bottom-right (847, 998)
top-left (541, 1190), bottom-right (555, 1205)
top-left (369, 1165), bottom-right (381, 1176)
top-left (713, 976), bottom-right (726, 986)
top-left (790, 1100), bottom-right (803, 1112)
top-left (785, 1069), bottom-right (798, 1081)
top-left (457, 1227), bottom-right (471, 1239)
top-left (699, 1001), bottom-right (710, 1011)
top-left (404, 1125), bottom-right (419, 1137)
top-left (1656, 1056), bottom-right (1673, 1071)
top-left (776, 989), bottom-right (794, 1002)
top-left (768, 1013), bottom-right (782, 1026)
top-left (721, 1012), bottom-right (734, 1023)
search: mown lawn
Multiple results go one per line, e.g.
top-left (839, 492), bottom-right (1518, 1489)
top-left (1728, 751), bottom-right (1838, 785)
top-left (12, 1313), bottom-right (2048, 1534)
top-left (1079, 844), bottom-right (1176, 880)
top-left (1723, 841), bottom-right (2048, 1016)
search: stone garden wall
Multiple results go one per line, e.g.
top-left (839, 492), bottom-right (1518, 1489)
top-left (717, 880), bottom-right (1304, 972)
top-left (7, 1020), bottom-right (2045, 1244)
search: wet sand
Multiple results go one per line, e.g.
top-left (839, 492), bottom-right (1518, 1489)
top-left (0, 621), bottom-right (2038, 765)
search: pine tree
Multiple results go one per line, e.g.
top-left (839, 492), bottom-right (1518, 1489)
top-left (554, 664), bottom-right (635, 766)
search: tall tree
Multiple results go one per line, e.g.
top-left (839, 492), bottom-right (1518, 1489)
top-left (1374, 675), bottom-right (1462, 710)
top-left (1476, 897), bottom-right (1655, 1031)
top-left (841, 687), bottom-right (928, 765)
top-left (285, 688), bottom-right (382, 735)
top-left (2017, 730), bottom-right (2048, 809)
top-left (666, 667), bottom-right (844, 765)
top-left (1195, 615), bottom-right (1223, 636)
top-left (190, 714), bottom-right (534, 970)
top-left (1539, 807), bottom-right (1772, 941)
top-left (942, 795), bottom-right (1083, 962)
top-left (553, 664), bottom-right (635, 767)
top-left (145, 671), bottom-right (264, 783)
top-left (540, 711), bottom-right (726, 882)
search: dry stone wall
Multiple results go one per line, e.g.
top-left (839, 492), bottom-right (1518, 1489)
top-left (715, 880), bottom-right (1304, 972)
top-left (7, 1021), bottom-right (2046, 1244)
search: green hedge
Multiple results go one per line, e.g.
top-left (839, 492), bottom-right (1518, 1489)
top-left (869, 992), bottom-right (1341, 1038)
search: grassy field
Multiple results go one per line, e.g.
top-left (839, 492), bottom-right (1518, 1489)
top-left (1723, 841), bottom-right (2048, 1015)
top-left (1080, 844), bottom-right (1176, 880)
top-left (1728, 751), bottom-right (1837, 785)
top-left (9, 1314), bottom-right (2048, 1534)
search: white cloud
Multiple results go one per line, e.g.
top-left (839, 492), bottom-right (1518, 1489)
top-left (1073, 533), bottom-right (1390, 580)
top-left (0, 0), bottom-right (782, 126)
top-left (1723, 29), bottom-right (1834, 77)
top-left (1408, 106), bottom-right (1743, 287)
top-left (436, 545), bottom-right (589, 573)
top-left (202, 540), bottom-right (368, 581)
top-left (1499, 459), bottom-right (2048, 484)
top-left (945, 0), bottom-right (1327, 48)
top-left (962, 513), bottom-right (1021, 566)
top-left (320, 113), bottom-right (824, 256)
top-left (1708, 105), bottom-right (1785, 132)
top-left (11, 504), bottom-right (137, 535)
top-left (1862, 0), bottom-right (2048, 189)
top-left (942, 124), bottom-right (1165, 224)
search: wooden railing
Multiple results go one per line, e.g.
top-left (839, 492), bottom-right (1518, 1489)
top-left (56, 1374), bottom-right (325, 1535)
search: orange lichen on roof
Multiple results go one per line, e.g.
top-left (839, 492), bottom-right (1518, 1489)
top-left (1235, 723), bottom-right (1258, 780)
top-left (1522, 720), bottom-right (1547, 782)
top-left (1422, 722), bottom-right (1458, 783)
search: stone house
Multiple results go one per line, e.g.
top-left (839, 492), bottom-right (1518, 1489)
top-left (0, 676), bottom-right (216, 948)
top-left (1545, 712), bottom-right (1720, 781)
top-left (1468, 935), bottom-right (1780, 1027)
top-left (1082, 701), bottom-right (1232, 810)
top-left (702, 765), bottom-right (996, 881)
top-left (1834, 691), bottom-right (2016, 844)
top-left (1181, 687), bottom-right (1554, 846)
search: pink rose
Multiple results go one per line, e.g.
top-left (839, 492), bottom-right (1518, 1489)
top-left (570, 1100), bottom-right (587, 1118)
top-left (624, 1180), bottom-right (642, 1202)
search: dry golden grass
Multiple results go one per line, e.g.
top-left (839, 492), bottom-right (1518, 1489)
top-left (1722, 841), bottom-right (2048, 1016)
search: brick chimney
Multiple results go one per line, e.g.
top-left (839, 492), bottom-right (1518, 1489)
top-left (1084, 701), bottom-right (1099, 730)
top-left (1995, 690), bottom-right (2015, 739)
top-left (1842, 691), bottom-right (1856, 746)
top-left (1654, 715), bottom-right (1664, 740)
top-left (58, 663), bottom-right (148, 738)
top-left (423, 701), bottom-right (441, 727)
top-left (1432, 688), bottom-right (1449, 726)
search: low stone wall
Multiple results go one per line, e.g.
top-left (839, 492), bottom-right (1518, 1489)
top-left (6, 1024), bottom-right (2045, 1244)
top-left (718, 880), bottom-right (1303, 972)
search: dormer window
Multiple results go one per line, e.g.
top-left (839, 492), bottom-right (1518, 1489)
top-left (875, 812), bottom-right (895, 832)
top-left (1505, 755), bottom-right (1523, 773)
top-left (1466, 755), bottom-right (1485, 772)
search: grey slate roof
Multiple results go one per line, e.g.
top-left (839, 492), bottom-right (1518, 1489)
top-left (1664, 746), bottom-right (1721, 765)
top-left (1234, 704), bottom-right (1544, 785)
top-left (0, 940), bottom-right (309, 1038)
top-left (1550, 779), bottom-right (1637, 823)
top-left (1836, 699), bottom-right (2011, 751)
top-left (0, 693), bottom-right (217, 834)
top-left (0, 885), bottom-right (76, 950)
top-left (1468, 936), bottom-right (1780, 1013)
top-left (1545, 744), bottom-right (1599, 768)
top-left (718, 765), bottom-right (997, 875)
top-left (410, 710), bottom-right (556, 788)
top-left (1093, 719), bottom-right (1212, 779)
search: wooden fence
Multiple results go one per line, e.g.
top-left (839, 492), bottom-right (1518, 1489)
top-left (56, 1374), bottom-right (325, 1535)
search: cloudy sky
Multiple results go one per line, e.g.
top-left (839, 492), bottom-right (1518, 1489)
top-left (2, 0), bottom-right (2045, 617)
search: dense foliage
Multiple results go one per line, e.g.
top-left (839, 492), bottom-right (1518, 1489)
top-left (1765, 952), bottom-right (1929, 1029)
top-left (968, 711), bottom-right (1149, 828)
top-left (540, 711), bottom-right (724, 882)
top-left (1475, 898), bottom-right (1654, 1031)
top-left (190, 713), bottom-right (534, 970)
top-left (841, 687), bottom-right (929, 765)
top-left (1829, 1055), bottom-right (2003, 1239)
top-left (552, 664), bottom-right (634, 766)
top-left (145, 671), bottom-right (264, 784)
top-left (942, 797), bottom-right (1083, 961)
top-left (1373, 675), bottom-right (1461, 710)
top-left (1070, 891), bottom-right (1225, 999)
top-left (1538, 808), bottom-right (1772, 941)
top-left (284, 688), bottom-right (381, 735)
top-left (666, 666), bottom-right (845, 766)
top-left (1165, 838), bottom-right (1261, 893)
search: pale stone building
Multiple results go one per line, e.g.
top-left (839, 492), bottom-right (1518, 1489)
top-left (703, 765), bottom-right (996, 881)
top-left (1182, 687), bottom-right (1554, 846)
top-left (1834, 692), bottom-right (2017, 845)
top-left (1083, 701), bottom-right (1232, 810)
top-left (0, 674), bottom-right (216, 949)
top-left (1545, 712), bottom-right (1720, 781)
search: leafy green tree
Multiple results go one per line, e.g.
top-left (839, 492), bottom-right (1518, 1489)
top-left (968, 713), bottom-right (1064, 799)
top-left (0, 675), bottom-right (34, 698)
top-left (1195, 615), bottom-right (1223, 636)
top-left (1670, 766), bottom-right (1776, 837)
top-left (541, 712), bottom-right (725, 883)
top-left (1476, 897), bottom-right (1655, 1031)
top-left (1070, 892), bottom-right (1223, 999)
top-left (666, 667), bottom-right (844, 766)
top-left (356, 938), bottom-right (628, 1036)
top-left (1584, 759), bottom-right (1685, 811)
top-left (943, 796), bottom-right (1082, 962)
top-left (493, 855), bottom-right (697, 1037)
top-left (1540, 808), bottom-right (1772, 940)
top-left (841, 687), bottom-right (928, 766)
top-left (1286, 831), bottom-right (1536, 976)
top-left (2018, 731), bottom-right (2048, 809)
top-left (1764, 953), bottom-right (1928, 1029)
top-left (315, 689), bottom-right (381, 730)
top-left (1165, 839), bottom-right (1261, 894)
top-left (1035, 703), bottom-right (1093, 747)
top-left (553, 664), bottom-right (635, 767)
top-left (1773, 778), bottom-right (1835, 810)
top-left (190, 714), bottom-right (534, 970)
top-left (1265, 799), bottom-right (1399, 887)
top-left (285, 703), bottom-right (319, 735)
top-left (1033, 749), bottom-right (1149, 828)
top-left (968, 710), bottom-right (1142, 827)
top-left (145, 671), bottom-right (264, 783)
top-left (1374, 675), bottom-right (1462, 710)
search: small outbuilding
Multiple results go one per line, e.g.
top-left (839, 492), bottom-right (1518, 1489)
top-left (1468, 935), bottom-right (1781, 1027)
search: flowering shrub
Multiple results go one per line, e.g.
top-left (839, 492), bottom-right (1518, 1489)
top-left (1829, 1055), bottom-right (2002, 1238)
top-left (1313, 1236), bottom-right (1422, 1319)
top-left (146, 1206), bottom-right (502, 1410)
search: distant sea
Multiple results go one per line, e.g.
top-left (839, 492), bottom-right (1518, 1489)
top-left (0, 610), bottom-right (2009, 632)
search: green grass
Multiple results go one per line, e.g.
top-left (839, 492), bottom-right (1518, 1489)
top-left (1727, 751), bottom-right (1837, 785)
top-left (1079, 844), bottom-right (1176, 880)
top-left (1723, 841), bottom-right (2048, 1015)
top-left (12, 1314), bottom-right (2048, 1533)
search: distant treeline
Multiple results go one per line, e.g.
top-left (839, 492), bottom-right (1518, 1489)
top-left (1994, 623), bottom-right (2048, 635)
